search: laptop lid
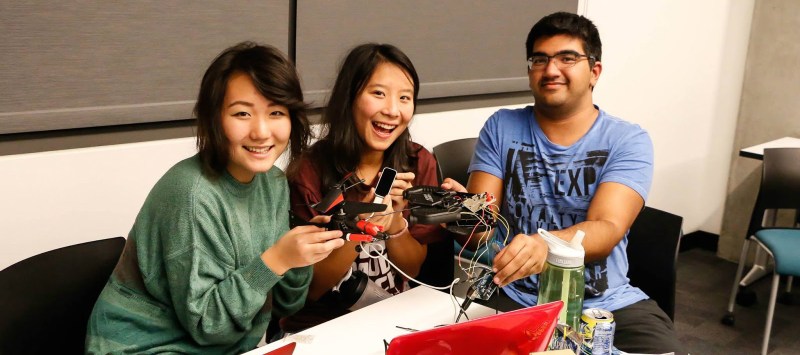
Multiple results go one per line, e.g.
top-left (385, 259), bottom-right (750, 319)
top-left (261, 341), bottom-right (296, 355)
top-left (386, 301), bottom-right (563, 355)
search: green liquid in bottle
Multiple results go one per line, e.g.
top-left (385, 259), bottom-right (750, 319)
top-left (537, 263), bottom-right (585, 331)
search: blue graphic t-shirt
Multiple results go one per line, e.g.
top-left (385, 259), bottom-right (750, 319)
top-left (469, 105), bottom-right (653, 312)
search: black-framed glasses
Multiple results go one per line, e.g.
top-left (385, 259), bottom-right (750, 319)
top-left (527, 52), bottom-right (595, 70)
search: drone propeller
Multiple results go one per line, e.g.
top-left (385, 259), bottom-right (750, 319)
top-left (311, 172), bottom-right (390, 216)
top-left (313, 172), bottom-right (364, 214)
top-left (313, 187), bottom-right (345, 213)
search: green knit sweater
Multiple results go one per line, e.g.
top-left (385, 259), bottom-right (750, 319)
top-left (86, 155), bottom-right (311, 354)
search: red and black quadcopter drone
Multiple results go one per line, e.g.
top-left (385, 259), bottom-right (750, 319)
top-left (289, 172), bottom-right (504, 318)
top-left (290, 172), bottom-right (393, 243)
top-left (290, 171), bottom-right (499, 242)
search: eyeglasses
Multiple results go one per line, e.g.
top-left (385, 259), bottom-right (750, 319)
top-left (527, 52), bottom-right (595, 70)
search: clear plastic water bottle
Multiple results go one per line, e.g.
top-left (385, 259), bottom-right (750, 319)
top-left (537, 228), bottom-right (586, 331)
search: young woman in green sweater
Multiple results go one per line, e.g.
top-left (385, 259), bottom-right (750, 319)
top-left (86, 42), bottom-right (344, 354)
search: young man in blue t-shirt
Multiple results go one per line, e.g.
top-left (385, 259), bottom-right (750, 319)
top-left (442, 12), bottom-right (682, 354)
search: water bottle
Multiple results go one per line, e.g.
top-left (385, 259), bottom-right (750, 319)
top-left (537, 228), bottom-right (586, 331)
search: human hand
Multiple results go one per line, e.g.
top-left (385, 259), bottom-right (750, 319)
top-left (262, 223), bottom-right (344, 275)
top-left (436, 178), bottom-right (468, 229)
top-left (441, 178), bottom-right (467, 193)
top-left (387, 171), bottom-right (414, 211)
top-left (308, 214), bottom-right (333, 225)
top-left (491, 233), bottom-right (548, 287)
top-left (360, 188), bottom-right (395, 232)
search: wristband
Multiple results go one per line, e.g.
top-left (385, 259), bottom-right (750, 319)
top-left (387, 217), bottom-right (409, 239)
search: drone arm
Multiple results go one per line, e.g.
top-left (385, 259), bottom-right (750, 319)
top-left (288, 181), bottom-right (355, 300)
top-left (289, 181), bottom-right (325, 221)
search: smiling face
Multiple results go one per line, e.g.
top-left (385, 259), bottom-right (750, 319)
top-left (221, 71), bottom-right (291, 183)
top-left (352, 62), bottom-right (415, 155)
top-left (528, 34), bottom-right (601, 114)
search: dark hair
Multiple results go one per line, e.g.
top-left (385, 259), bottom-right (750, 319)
top-left (310, 43), bottom-right (420, 189)
top-left (525, 12), bottom-right (602, 65)
top-left (194, 41), bottom-right (310, 178)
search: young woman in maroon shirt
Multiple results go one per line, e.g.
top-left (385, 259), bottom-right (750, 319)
top-left (282, 43), bottom-right (447, 332)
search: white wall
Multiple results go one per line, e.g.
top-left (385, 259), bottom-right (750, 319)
top-left (416, 0), bottom-right (757, 237)
top-left (0, 106), bottom-right (511, 270)
top-left (585, 0), bottom-right (754, 233)
top-left (408, 105), bottom-right (525, 151)
top-left (0, 139), bottom-right (197, 270)
top-left (1, 0), bottom-right (755, 269)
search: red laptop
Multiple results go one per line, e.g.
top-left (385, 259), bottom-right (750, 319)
top-left (262, 341), bottom-right (296, 355)
top-left (386, 301), bottom-right (563, 355)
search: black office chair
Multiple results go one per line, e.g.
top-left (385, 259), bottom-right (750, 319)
top-left (413, 138), bottom-right (479, 289)
top-left (626, 206), bottom-right (683, 321)
top-left (432, 137), bottom-right (478, 186)
top-left (429, 137), bottom-right (496, 276)
top-left (0, 237), bottom-right (125, 354)
top-left (721, 148), bottom-right (800, 354)
top-left (723, 148), bottom-right (800, 310)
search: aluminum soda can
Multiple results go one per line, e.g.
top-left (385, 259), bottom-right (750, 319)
top-left (579, 308), bottom-right (615, 355)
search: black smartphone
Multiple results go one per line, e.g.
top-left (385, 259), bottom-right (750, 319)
top-left (373, 167), bottom-right (397, 203)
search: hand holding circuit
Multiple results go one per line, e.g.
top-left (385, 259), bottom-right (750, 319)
top-left (491, 232), bottom-right (548, 287)
top-left (387, 171), bottom-right (414, 210)
top-left (440, 177), bottom-right (547, 287)
top-left (440, 177), bottom-right (467, 193)
top-left (262, 215), bottom-right (345, 275)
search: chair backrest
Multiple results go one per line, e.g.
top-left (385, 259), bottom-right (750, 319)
top-left (626, 206), bottom-right (683, 321)
top-left (415, 138), bottom-right (478, 288)
top-left (0, 236), bottom-right (125, 354)
top-left (747, 148), bottom-right (800, 236)
top-left (432, 137), bottom-right (478, 185)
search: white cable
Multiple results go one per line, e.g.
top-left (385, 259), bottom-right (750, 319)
top-left (361, 242), bottom-right (460, 291)
top-left (360, 242), bottom-right (463, 322)
top-left (356, 200), bottom-right (510, 324)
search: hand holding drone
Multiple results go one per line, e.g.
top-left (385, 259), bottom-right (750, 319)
top-left (291, 170), bottom-right (500, 242)
top-left (403, 185), bottom-right (497, 235)
top-left (289, 172), bottom-right (394, 243)
top-left (289, 174), bottom-right (506, 317)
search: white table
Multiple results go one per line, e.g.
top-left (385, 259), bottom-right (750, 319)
top-left (739, 136), bottom-right (800, 160)
top-left (737, 137), bottom-right (800, 287)
top-left (242, 286), bottom-right (498, 355)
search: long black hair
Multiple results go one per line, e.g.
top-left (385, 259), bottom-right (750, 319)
top-left (309, 43), bottom-right (421, 189)
top-left (195, 41), bottom-right (310, 178)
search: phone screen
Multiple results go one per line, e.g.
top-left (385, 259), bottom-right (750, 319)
top-left (374, 167), bottom-right (397, 201)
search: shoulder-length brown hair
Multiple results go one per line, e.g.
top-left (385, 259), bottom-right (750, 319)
top-left (194, 41), bottom-right (310, 178)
